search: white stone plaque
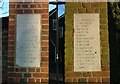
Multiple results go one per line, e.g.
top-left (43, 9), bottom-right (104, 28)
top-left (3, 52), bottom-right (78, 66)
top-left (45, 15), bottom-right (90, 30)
top-left (16, 14), bottom-right (41, 67)
top-left (74, 14), bottom-right (101, 72)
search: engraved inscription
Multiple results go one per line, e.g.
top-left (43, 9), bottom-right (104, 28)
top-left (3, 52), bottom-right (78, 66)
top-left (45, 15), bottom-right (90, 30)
top-left (74, 14), bottom-right (101, 72)
top-left (16, 14), bottom-right (41, 67)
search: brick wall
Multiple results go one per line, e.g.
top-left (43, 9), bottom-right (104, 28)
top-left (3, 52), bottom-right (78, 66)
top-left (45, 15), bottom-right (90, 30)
top-left (65, 2), bottom-right (110, 83)
top-left (8, 2), bottom-right (49, 83)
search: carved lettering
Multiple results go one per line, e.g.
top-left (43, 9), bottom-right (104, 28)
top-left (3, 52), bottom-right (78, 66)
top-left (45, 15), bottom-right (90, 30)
top-left (16, 14), bottom-right (41, 67)
top-left (74, 14), bottom-right (101, 72)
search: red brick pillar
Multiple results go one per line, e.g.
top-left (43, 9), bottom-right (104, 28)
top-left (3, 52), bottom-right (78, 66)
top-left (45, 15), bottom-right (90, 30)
top-left (8, 1), bottom-right (49, 83)
top-left (65, 2), bottom-right (110, 83)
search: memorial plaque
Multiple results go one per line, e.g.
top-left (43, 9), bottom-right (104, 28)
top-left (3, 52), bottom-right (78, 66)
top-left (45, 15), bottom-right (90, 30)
top-left (16, 14), bottom-right (41, 67)
top-left (74, 14), bottom-right (101, 72)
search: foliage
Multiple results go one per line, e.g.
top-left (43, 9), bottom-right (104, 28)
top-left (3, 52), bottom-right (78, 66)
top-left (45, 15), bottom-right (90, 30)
top-left (109, 2), bottom-right (120, 30)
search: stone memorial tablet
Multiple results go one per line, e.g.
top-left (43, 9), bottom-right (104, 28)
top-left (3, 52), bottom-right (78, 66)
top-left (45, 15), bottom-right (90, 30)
top-left (74, 14), bottom-right (101, 72)
top-left (16, 14), bottom-right (41, 67)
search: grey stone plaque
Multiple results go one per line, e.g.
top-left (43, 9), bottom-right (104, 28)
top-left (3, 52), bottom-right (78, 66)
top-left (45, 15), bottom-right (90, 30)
top-left (74, 14), bottom-right (101, 72)
top-left (16, 14), bottom-right (41, 67)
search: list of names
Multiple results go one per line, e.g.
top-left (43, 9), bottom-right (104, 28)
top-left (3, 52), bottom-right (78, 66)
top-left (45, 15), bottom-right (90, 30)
top-left (74, 14), bottom-right (101, 72)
